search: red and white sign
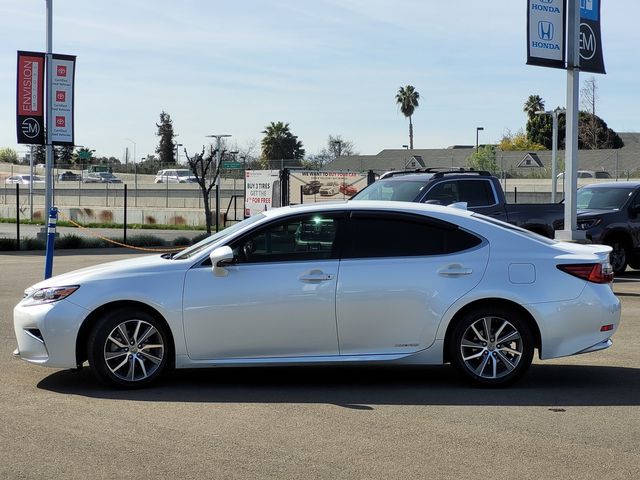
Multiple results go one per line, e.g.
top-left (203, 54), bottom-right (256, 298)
top-left (244, 170), bottom-right (281, 217)
top-left (50, 54), bottom-right (76, 145)
top-left (16, 51), bottom-right (45, 144)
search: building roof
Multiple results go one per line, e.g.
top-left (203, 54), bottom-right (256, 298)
top-left (324, 134), bottom-right (640, 176)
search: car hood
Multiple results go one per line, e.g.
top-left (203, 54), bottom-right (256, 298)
top-left (26, 254), bottom-right (189, 291)
top-left (577, 209), bottom-right (615, 218)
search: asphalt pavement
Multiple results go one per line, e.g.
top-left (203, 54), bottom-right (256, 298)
top-left (0, 251), bottom-right (638, 480)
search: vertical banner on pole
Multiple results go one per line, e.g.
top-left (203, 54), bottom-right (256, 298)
top-left (50, 54), bottom-right (76, 145)
top-left (16, 51), bottom-right (46, 145)
top-left (579, 0), bottom-right (605, 74)
top-left (526, 0), bottom-right (567, 69)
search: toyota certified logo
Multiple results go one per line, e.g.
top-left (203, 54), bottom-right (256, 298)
top-left (538, 21), bottom-right (554, 41)
top-left (21, 118), bottom-right (41, 139)
top-left (580, 23), bottom-right (596, 60)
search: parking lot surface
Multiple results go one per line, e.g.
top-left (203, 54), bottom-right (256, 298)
top-left (1, 250), bottom-right (638, 479)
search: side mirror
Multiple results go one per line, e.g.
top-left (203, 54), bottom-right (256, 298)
top-left (209, 246), bottom-right (234, 277)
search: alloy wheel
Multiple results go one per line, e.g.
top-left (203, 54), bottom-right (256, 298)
top-left (459, 316), bottom-right (524, 380)
top-left (103, 319), bottom-right (165, 382)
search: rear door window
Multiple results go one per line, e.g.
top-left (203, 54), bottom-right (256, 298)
top-left (345, 211), bottom-right (482, 258)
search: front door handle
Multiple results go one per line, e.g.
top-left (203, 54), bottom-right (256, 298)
top-left (438, 264), bottom-right (473, 277)
top-left (299, 269), bottom-right (334, 282)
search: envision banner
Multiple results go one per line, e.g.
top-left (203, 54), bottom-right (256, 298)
top-left (16, 51), bottom-right (46, 145)
top-left (50, 54), bottom-right (76, 145)
top-left (580, 0), bottom-right (605, 74)
top-left (527, 0), bottom-right (567, 69)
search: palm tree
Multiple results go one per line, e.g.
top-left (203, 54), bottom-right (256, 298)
top-left (396, 85), bottom-right (420, 149)
top-left (523, 95), bottom-right (545, 120)
top-left (261, 121), bottom-right (305, 168)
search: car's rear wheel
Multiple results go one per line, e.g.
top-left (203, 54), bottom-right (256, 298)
top-left (450, 307), bottom-right (534, 387)
top-left (87, 308), bottom-right (171, 388)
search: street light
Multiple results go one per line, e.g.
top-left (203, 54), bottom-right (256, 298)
top-left (205, 134), bottom-right (232, 232)
top-left (536, 108), bottom-right (566, 202)
top-left (475, 127), bottom-right (484, 153)
top-left (125, 138), bottom-right (136, 169)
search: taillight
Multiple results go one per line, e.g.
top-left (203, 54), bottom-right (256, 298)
top-left (557, 263), bottom-right (614, 283)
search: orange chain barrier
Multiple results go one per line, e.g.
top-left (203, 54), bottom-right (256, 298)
top-left (56, 210), bottom-right (187, 253)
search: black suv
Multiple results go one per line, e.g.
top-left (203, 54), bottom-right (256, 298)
top-left (571, 181), bottom-right (640, 274)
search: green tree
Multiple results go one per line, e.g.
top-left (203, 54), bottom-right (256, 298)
top-left (466, 145), bottom-right (498, 174)
top-left (500, 129), bottom-right (546, 151)
top-left (184, 146), bottom-right (222, 234)
top-left (34, 145), bottom-right (46, 164)
top-left (578, 112), bottom-right (624, 149)
top-left (156, 111), bottom-right (176, 164)
top-left (523, 94), bottom-right (545, 119)
top-left (260, 121), bottom-right (305, 169)
top-left (54, 146), bottom-right (74, 166)
top-left (396, 85), bottom-right (420, 149)
top-left (0, 147), bottom-right (19, 164)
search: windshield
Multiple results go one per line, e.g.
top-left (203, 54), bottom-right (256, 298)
top-left (577, 187), bottom-right (634, 210)
top-left (351, 179), bottom-right (428, 202)
top-left (172, 214), bottom-right (266, 260)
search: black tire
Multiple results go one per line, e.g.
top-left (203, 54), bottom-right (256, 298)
top-left (87, 307), bottom-right (171, 389)
top-left (449, 306), bottom-right (534, 387)
top-left (606, 239), bottom-right (630, 275)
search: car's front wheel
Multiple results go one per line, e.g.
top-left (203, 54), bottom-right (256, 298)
top-left (87, 308), bottom-right (171, 388)
top-left (450, 307), bottom-right (534, 387)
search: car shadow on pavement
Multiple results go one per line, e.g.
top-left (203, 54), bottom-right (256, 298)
top-left (37, 363), bottom-right (640, 408)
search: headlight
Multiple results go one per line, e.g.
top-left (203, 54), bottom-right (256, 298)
top-left (577, 219), bottom-right (601, 230)
top-left (22, 286), bottom-right (79, 306)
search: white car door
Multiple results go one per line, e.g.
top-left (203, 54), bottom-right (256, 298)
top-left (336, 211), bottom-right (489, 355)
top-left (182, 212), bottom-right (345, 360)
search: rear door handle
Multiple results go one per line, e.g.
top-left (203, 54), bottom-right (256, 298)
top-left (438, 264), bottom-right (473, 277)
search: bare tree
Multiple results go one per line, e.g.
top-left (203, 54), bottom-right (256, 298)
top-left (184, 145), bottom-right (222, 234)
top-left (580, 76), bottom-right (600, 149)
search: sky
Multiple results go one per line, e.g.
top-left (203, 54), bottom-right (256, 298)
top-left (1, 0), bottom-right (638, 161)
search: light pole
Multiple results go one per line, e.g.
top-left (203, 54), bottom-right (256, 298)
top-left (125, 138), bottom-right (136, 170)
top-left (205, 134), bottom-right (232, 232)
top-left (402, 144), bottom-right (409, 168)
top-left (536, 108), bottom-right (565, 202)
top-left (475, 127), bottom-right (484, 153)
top-left (332, 140), bottom-right (343, 158)
top-left (175, 143), bottom-right (183, 164)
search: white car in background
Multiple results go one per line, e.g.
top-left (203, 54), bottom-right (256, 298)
top-left (5, 174), bottom-right (45, 185)
top-left (13, 202), bottom-right (620, 388)
top-left (154, 169), bottom-right (197, 183)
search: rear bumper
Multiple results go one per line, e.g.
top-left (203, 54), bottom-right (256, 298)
top-left (576, 339), bottom-right (613, 355)
top-left (531, 283), bottom-right (621, 360)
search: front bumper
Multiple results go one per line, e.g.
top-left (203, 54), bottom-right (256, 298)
top-left (13, 299), bottom-right (89, 369)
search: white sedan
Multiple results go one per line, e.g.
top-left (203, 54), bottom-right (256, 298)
top-left (5, 174), bottom-right (45, 185)
top-left (13, 201), bottom-right (620, 388)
